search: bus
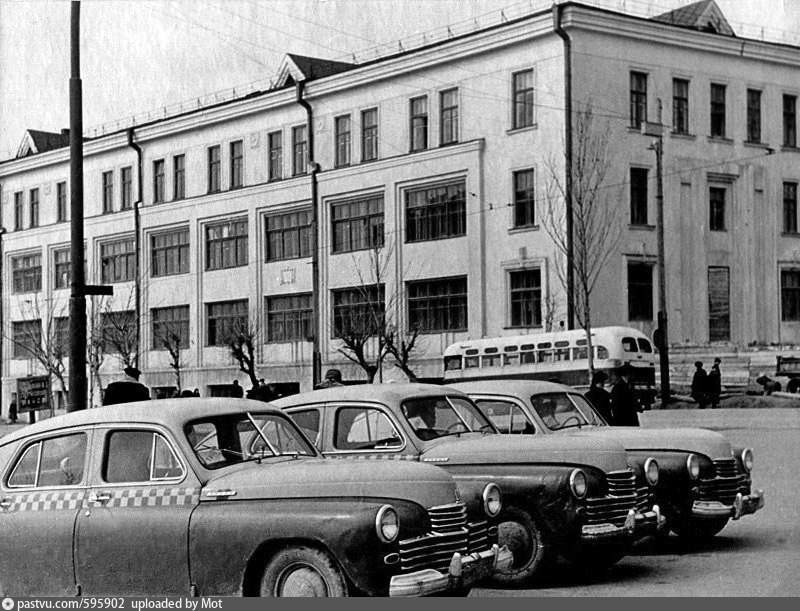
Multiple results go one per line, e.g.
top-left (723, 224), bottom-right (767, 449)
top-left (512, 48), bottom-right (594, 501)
top-left (442, 326), bottom-right (657, 404)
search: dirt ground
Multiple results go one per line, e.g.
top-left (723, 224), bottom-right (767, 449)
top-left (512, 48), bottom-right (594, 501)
top-left (664, 393), bottom-right (800, 410)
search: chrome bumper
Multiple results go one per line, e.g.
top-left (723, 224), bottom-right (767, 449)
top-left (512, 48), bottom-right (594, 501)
top-left (389, 544), bottom-right (513, 597)
top-left (581, 506), bottom-right (665, 542)
top-left (692, 490), bottom-right (765, 520)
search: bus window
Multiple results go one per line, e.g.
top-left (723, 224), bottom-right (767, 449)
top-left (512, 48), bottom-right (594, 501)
top-left (538, 349), bottom-right (553, 363)
top-left (520, 351), bottom-right (536, 364)
top-left (503, 353), bottom-right (520, 366)
top-left (637, 338), bottom-right (653, 353)
top-left (622, 337), bottom-right (638, 352)
top-left (482, 355), bottom-right (501, 367)
top-left (464, 356), bottom-right (479, 369)
top-left (596, 345), bottom-right (609, 359)
top-left (573, 346), bottom-right (588, 360)
top-left (444, 355), bottom-right (462, 371)
top-left (554, 341), bottom-right (570, 361)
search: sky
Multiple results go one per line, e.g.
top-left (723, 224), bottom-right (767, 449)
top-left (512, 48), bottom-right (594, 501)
top-left (0, 0), bottom-right (798, 159)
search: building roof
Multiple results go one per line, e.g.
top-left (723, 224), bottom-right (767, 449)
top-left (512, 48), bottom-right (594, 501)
top-left (276, 53), bottom-right (356, 88)
top-left (651, 0), bottom-right (735, 36)
top-left (16, 129), bottom-right (70, 159)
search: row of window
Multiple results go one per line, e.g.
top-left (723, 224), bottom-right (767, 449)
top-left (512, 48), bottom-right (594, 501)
top-left (630, 71), bottom-right (798, 146)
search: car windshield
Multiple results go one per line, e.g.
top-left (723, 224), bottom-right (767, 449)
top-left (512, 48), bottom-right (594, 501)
top-left (569, 394), bottom-right (607, 427)
top-left (401, 395), bottom-right (495, 441)
top-left (186, 412), bottom-right (317, 469)
top-left (529, 393), bottom-right (592, 431)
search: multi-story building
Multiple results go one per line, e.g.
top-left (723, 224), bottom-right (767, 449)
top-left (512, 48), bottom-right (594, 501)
top-left (3, 0), bottom-right (800, 409)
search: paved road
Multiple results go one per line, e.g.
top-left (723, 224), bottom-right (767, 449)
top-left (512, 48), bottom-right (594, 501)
top-left (474, 408), bottom-right (800, 597)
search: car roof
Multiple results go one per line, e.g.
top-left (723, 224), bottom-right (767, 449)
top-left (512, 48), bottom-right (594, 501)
top-left (448, 379), bottom-right (578, 396)
top-left (0, 398), bottom-right (279, 445)
top-left (273, 383), bottom-right (468, 408)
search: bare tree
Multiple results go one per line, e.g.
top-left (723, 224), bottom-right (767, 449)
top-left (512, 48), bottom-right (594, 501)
top-left (99, 306), bottom-right (139, 370)
top-left (541, 104), bottom-right (624, 380)
top-left (87, 297), bottom-right (107, 408)
top-left (384, 324), bottom-right (421, 382)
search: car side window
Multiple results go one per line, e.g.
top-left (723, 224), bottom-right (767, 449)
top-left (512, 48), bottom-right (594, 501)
top-left (475, 399), bottom-right (535, 434)
top-left (7, 433), bottom-right (87, 488)
top-left (334, 407), bottom-right (402, 451)
top-left (104, 430), bottom-right (184, 484)
top-left (288, 409), bottom-right (322, 446)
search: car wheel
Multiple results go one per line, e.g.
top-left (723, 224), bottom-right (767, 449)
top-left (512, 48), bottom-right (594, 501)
top-left (260, 546), bottom-right (348, 597)
top-left (670, 515), bottom-right (729, 541)
top-left (491, 506), bottom-right (551, 584)
top-left (787, 378), bottom-right (800, 394)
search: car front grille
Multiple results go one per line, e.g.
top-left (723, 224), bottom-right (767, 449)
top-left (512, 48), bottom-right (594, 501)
top-left (698, 458), bottom-right (746, 506)
top-left (428, 502), bottom-right (467, 533)
top-left (635, 486), bottom-right (652, 513)
top-left (583, 469), bottom-right (638, 527)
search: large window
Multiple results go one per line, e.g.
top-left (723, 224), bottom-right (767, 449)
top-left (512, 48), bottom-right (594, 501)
top-left (266, 294), bottom-right (312, 342)
top-left (747, 89), bottom-right (762, 143)
top-left (53, 317), bottom-right (70, 356)
top-left (781, 269), bottom-right (800, 321)
top-left (332, 286), bottom-right (384, 338)
top-left (99, 311), bottom-right (136, 354)
top-left (785, 182), bottom-right (798, 234)
top-left (268, 131), bottom-right (282, 181)
top-left (29, 188), bottom-right (39, 228)
top-left (101, 239), bottom-right (135, 283)
top-left (206, 299), bottom-right (248, 346)
top-left (151, 228), bottom-right (190, 277)
top-left (406, 181), bottom-right (466, 242)
top-left (332, 196), bottom-right (384, 253)
top-left (709, 186), bottom-right (726, 231)
top-left (292, 125), bottom-right (308, 176)
top-left (629, 71), bottom-right (647, 129)
top-left (266, 209), bottom-right (312, 261)
top-left (710, 83), bottom-right (727, 138)
top-left (104, 431), bottom-right (183, 483)
top-left (53, 248), bottom-right (72, 290)
top-left (361, 108), bottom-right (378, 162)
top-left (334, 407), bottom-right (402, 451)
top-left (151, 305), bottom-right (190, 349)
top-left (513, 169), bottom-right (535, 228)
top-left (121, 166), bottom-right (132, 210)
top-left (630, 167), bottom-right (649, 225)
top-left (102, 171), bottom-right (114, 213)
top-left (173, 154), bottom-right (185, 200)
top-left (8, 433), bottom-right (86, 487)
top-left (410, 96), bottom-right (428, 152)
top-left (12, 253), bottom-right (42, 293)
top-left (784, 94), bottom-right (797, 148)
top-left (509, 269), bottom-right (541, 327)
top-left (230, 140), bottom-right (243, 188)
top-left (627, 262), bottom-right (653, 321)
top-left (207, 145), bottom-right (221, 193)
top-left (407, 277), bottom-right (467, 333)
top-left (513, 69), bottom-right (534, 129)
top-left (57, 181), bottom-right (68, 223)
top-left (440, 88), bottom-right (459, 145)
top-left (206, 219), bottom-right (248, 270)
top-left (334, 115), bottom-right (351, 167)
top-left (12, 320), bottom-right (41, 359)
top-left (672, 78), bottom-right (689, 135)
top-left (152, 159), bottom-right (165, 204)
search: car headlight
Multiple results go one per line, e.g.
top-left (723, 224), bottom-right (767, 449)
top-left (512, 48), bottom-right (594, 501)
top-left (686, 453), bottom-right (700, 480)
top-left (570, 469), bottom-right (587, 499)
top-left (482, 483), bottom-right (502, 517)
top-left (644, 457), bottom-right (659, 486)
top-left (741, 448), bottom-right (754, 473)
top-left (375, 505), bottom-right (399, 543)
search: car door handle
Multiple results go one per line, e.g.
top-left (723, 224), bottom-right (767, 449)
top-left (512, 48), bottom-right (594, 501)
top-left (0, 498), bottom-right (12, 509)
top-left (89, 492), bottom-right (112, 504)
top-left (204, 489), bottom-right (237, 498)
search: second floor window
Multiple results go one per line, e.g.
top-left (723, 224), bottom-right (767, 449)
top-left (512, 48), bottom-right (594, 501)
top-left (121, 166), bottom-right (133, 210)
top-left (784, 182), bottom-right (798, 234)
top-left (266, 209), bottom-right (312, 261)
top-left (630, 71), bottom-right (647, 128)
top-left (709, 186), bottom-right (726, 231)
top-left (12, 253), bottom-right (42, 293)
top-left (268, 131), bottom-right (282, 181)
top-left (406, 181), bottom-right (466, 242)
top-left (208, 145), bottom-right (221, 193)
top-left (266, 294), bottom-right (312, 342)
top-left (101, 238), bottom-right (136, 283)
top-left (747, 89), bottom-right (762, 143)
top-left (332, 286), bottom-right (384, 338)
top-left (12, 320), bottom-right (42, 359)
top-left (293, 125), bottom-right (308, 176)
top-left (14, 192), bottom-right (23, 230)
top-left (53, 249), bottom-right (72, 290)
top-left (230, 140), bottom-right (243, 188)
top-left (173, 155), bottom-right (185, 200)
top-left (509, 269), bottom-right (542, 327)
top-left (410, 96), bottom-right (428, 152)
top-left (672, 78), bottom-right (689, 135)
top-left (407, 276), bottom-right (467, 333)
top-left (153, 159), bottom-right (165, 203)
top-left (206, 219), bottom-right (248, 270)
top-left (151, 305), bottom-right (190, 349)
top-left (151, 228), bottom-right (190, 277)
top-left (332, 196), bottom-right (384, 253)
top-left (628, 262), bottom-right (653, 321)
top-left (362, 108), bottom-right (378, 162)
top-left (513, 169), bottom-right (535, 228)
top-left (784, 94), bottom-right (797, 148)
top-left (513, 69), bottom-right (534, 129)
top-left (630, 167), bottom-right (649, 225)
top-left (29, 188), bottom-right (39, 228)
top-left (206, 299), bottom-right (248, 346)
top-left (710, 83), bottom-right (726, 138)
top-left (334, 115), bottom-right (351, 167)
top-left (57, 181), bottom-right (68, 222)
top-left (102, 171), bottom-right (114, 213)
top-left (440, 88), bottom-right (459, 145)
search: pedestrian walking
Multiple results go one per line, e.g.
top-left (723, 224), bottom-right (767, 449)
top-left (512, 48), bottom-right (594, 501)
top-left (585, 371), bottom-right (613, 423)
top-left (102, 366), bottom-right (151, 406)
top-left (231, 379), bottom-right (244, 398)
top-left (8, 393), bottom-right (18, 424)
top-left (708, 358), bottom-right (722, 408)
top-left (691, 361), bottom-right (709, 409)
top-left (315, 369), bottom-right (345, 389)
top-left (610, 364), bottom-right (640, 426)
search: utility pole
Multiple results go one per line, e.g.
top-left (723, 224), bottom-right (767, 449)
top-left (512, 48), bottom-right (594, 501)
top-left (643, 99), bottom-right (671, 406)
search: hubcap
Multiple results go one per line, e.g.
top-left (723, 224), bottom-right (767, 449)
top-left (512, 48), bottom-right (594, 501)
top-left (275, 564), bottom-right (330, 597)
top-left (498, 520), bottom-right (535, 570)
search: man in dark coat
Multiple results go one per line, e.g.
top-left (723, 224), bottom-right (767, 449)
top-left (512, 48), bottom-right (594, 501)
top-left (231, 379), bottom-right (244, 398)
top-left (691, 361), bottom-right (709, 409)
top-left (315, 369), bottom-right (345, 389)
top-left (585, 371), bottom-right (613, 424)
top-left (707, 358), bottom-right (722, 408)
top-left (610, 364), bottom-right (640, 426)
top-left (102, 366), bottom-right (150, 406)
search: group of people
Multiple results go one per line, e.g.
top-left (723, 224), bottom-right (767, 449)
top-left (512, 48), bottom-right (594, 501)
top-left (690, 358), bottom-right (723, 409)
top-left (584, 364), bottom-right (643, 426)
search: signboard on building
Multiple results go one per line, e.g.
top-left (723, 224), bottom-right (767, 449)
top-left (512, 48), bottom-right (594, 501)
top-left (16, 375), bottom-right (52, 413)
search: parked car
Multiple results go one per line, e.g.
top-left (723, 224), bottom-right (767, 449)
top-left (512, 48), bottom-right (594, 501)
top-left (273, 384), bottom-right (663, 584)
top-left (0, 399), bottom-right (511, 597)
top-left (452, 379), bottom-right (765, 540)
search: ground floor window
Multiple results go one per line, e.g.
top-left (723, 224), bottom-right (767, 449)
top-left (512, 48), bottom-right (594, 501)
top-left (206, 300), bottom-right (248, 346)
top-left (266, 294), bottom-right (312, 342)
top-left (407, 276), bottom-right (467, 333)
top-left (509, 269), bottom-right (541, 327)
top-left (781, 269), bottom-right (800, 321)
top-left (627, 262), bottom-right (653, 321)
